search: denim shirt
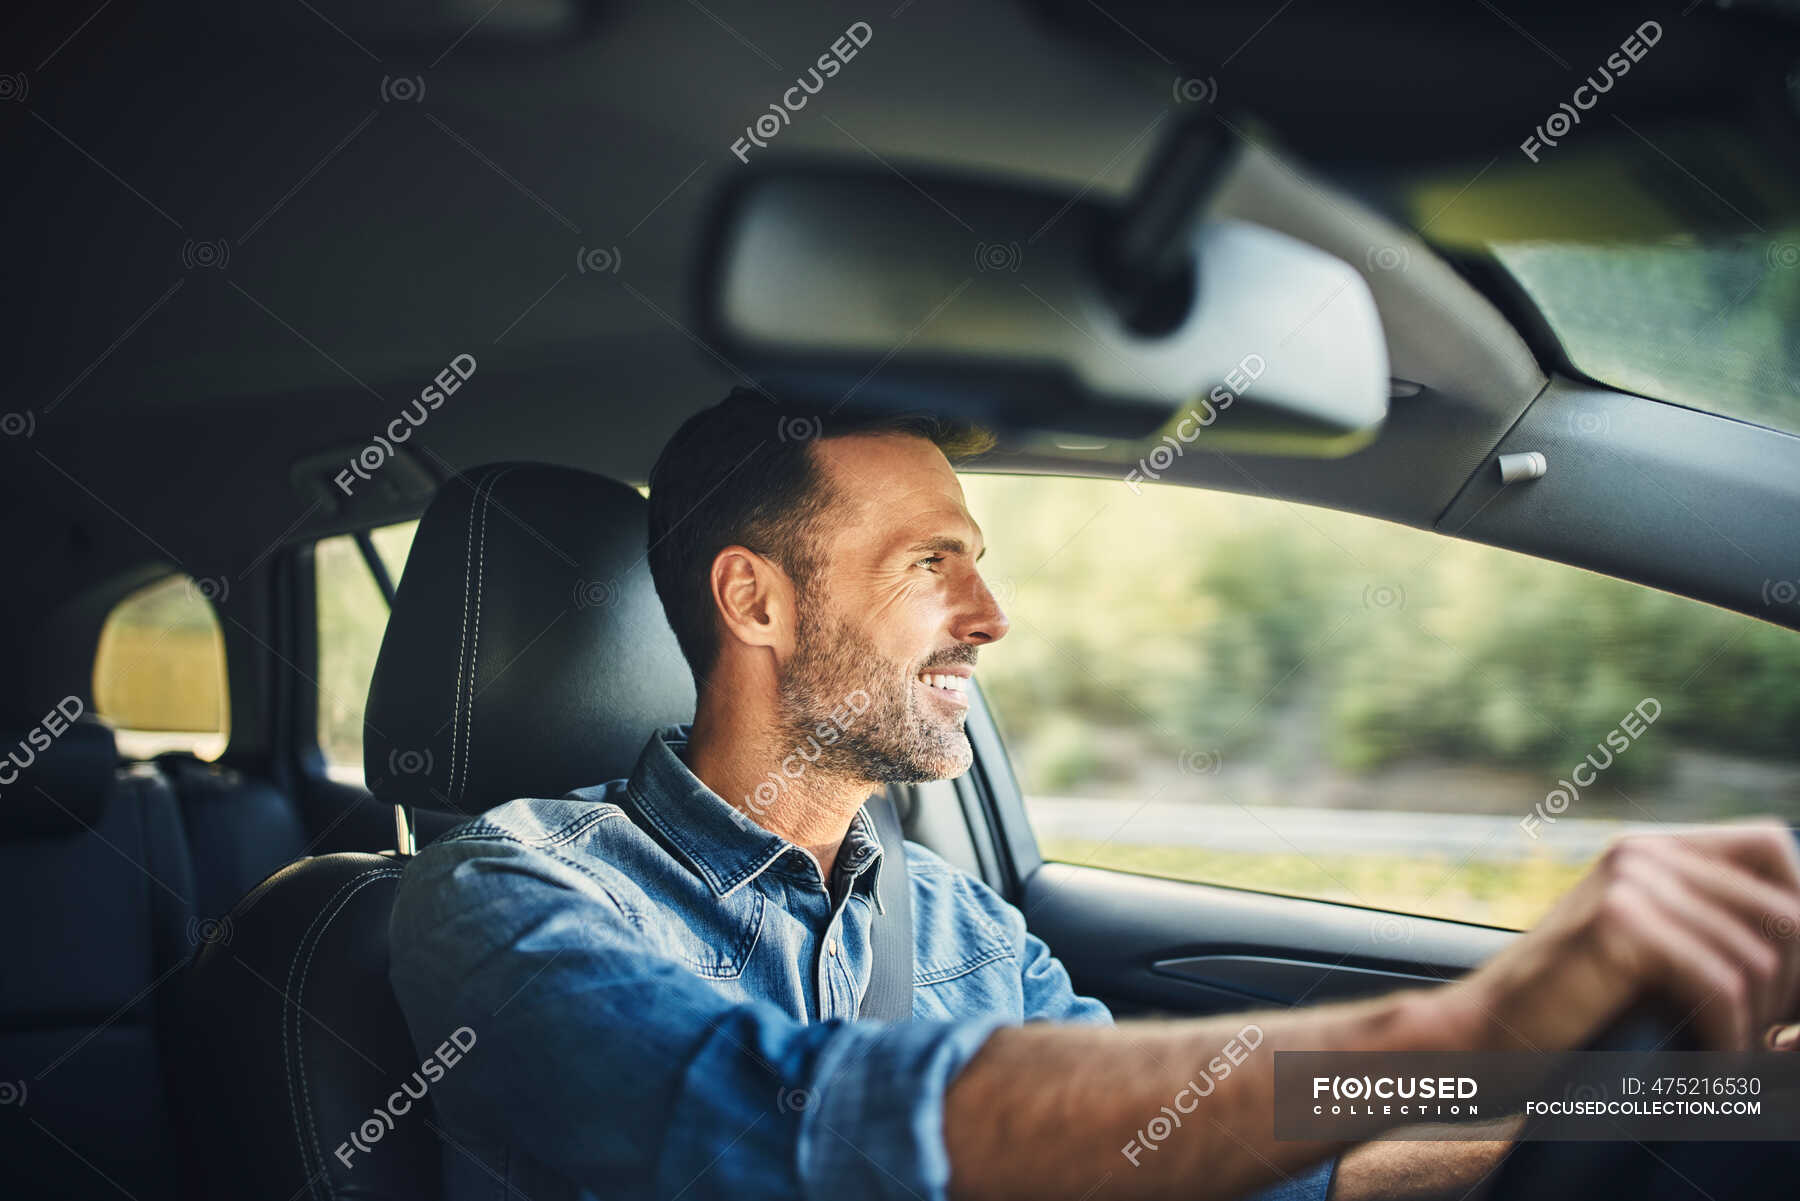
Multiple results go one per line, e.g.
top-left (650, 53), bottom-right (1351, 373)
top-left (388, 725), bottom-right (1335, 1201)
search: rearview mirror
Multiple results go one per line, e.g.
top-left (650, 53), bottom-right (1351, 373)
top-left (697, 162), bottom-right (1388, 456)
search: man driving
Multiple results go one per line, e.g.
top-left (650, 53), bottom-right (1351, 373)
top-left (389, 387), bottom-right (1800, 1201)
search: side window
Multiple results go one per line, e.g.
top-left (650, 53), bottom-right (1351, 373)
top-left (963, 474), bottom-right (1800, 929)
top-left (92, 574), bottom-right (230, 760)
top-left (315, 522), bottom-right (418, 783)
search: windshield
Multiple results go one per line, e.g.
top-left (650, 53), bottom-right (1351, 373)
top-left (1400, 123), bottom-right (1800, 438)
top-left (1494, 233), bottom-right (1800, 436)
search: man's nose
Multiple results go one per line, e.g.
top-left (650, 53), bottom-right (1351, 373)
top-left (953, 575), bottom-right (1009, 645)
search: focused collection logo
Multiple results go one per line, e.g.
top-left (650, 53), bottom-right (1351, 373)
top-left (1311, 1074), bottom-right (1480, 1118)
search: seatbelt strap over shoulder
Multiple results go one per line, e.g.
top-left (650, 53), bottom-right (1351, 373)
top-left (858, 793), bottom-right (914, 1021)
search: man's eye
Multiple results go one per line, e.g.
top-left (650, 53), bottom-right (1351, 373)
top-left (916, 555), bottom-right (944, 570)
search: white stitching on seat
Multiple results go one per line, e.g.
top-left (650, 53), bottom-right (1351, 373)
top-left (457, 465), bottom-right (519, 807)
top-left (448, 470), bottom-right (485, 808)
top-left (297, 869), bottom-right (405, 1201)
top-left (459, 473), bottom-right (492, 805)
top-left (282, 867), bottom-right (405, 1201)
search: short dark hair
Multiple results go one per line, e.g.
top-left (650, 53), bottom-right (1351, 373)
top-left (646, 387), bottom-right (993, 683)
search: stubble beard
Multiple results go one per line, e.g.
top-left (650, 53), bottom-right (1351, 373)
top-left (775, 601), bottom-right (973, 785)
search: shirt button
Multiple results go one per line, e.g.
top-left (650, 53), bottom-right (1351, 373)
top-left (826, 939), bottom-right (840, 957)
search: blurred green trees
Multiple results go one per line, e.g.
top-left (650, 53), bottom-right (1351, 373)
top-left (963, 473), bottom-right (1800, 809)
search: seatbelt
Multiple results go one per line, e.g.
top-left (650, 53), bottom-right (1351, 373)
top-left (858, 792), bottom-right (914, 1021)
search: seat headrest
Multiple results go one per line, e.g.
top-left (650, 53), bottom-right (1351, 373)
top-left (1, 718), bottom-right (118, 838)
top-left (364, 463), bottom-right (696, 814)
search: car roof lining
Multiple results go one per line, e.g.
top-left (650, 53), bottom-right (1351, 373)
top-left (7, 137), bottom-right (1548, 576)
top-left (27, 0), bottom-right (1782, 697)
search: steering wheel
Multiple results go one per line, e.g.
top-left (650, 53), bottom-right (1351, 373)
top-left (1495, 829), bottom-right (1800, 1200)
top-left (1487, 1006), bottom-right (1685, 1201)
top-left (1487, 1008), bottom-right (1800, 1201)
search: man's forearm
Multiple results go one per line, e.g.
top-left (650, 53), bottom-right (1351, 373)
top-left (1329, 1135), bottom-right (1514, 1201)
top-left (945, 988), bottom-right (1473, 1201)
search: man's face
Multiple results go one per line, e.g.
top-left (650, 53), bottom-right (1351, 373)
top-left (775, 433), bottom-right (1008, 784)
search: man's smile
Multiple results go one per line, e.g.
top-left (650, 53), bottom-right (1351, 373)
top-left (915, 666), bottom-right (972, 709)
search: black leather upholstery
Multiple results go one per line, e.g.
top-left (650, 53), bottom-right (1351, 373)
top-left (4, 718), bottom-right (118, 835)
top-left (170, 853), bottom-right (433, 1201)
top-left (0, 722), bottom-right (196, 1201)
top-left (364, 462), bottom-right (695, 815)
top-left (157, 751), bottom-right (309, 920)
top-left (170, 462), bottom-right (697, 1201)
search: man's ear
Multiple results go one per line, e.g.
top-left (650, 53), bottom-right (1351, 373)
top-left (709, 545), bottom-right (795, 658)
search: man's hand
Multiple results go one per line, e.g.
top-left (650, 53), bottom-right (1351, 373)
top-left (945, 821), bottom-right (1800, 1201)
top-left (1443, 820), bottom-right (1800, 1053)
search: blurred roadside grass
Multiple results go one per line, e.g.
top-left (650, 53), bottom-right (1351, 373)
top-left (1040, 839), bottom-right (1592, 931)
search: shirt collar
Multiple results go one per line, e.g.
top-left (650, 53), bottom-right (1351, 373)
top-left (623, 724), bottom-right (887, 908)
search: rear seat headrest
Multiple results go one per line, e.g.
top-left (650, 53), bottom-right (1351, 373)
top-left (1, 717), bottom-right (119, 838)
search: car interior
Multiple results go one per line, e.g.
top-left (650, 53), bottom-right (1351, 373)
top-left (4, 2), bottom-right (1798, 1198)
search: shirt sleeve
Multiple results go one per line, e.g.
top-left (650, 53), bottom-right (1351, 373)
top-left (387, 831), bottom-right (1004, 1201)
top-left (901, 840), bottom-right (1111, 1027)
top-left (1246, 1158), bottom-right (1338, 1201)
top-left (1018, 927), bottom-right (1114, 1025)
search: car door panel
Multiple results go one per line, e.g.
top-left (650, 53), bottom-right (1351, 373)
top-left (1022, 861), bottom-right (1514, 1016)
